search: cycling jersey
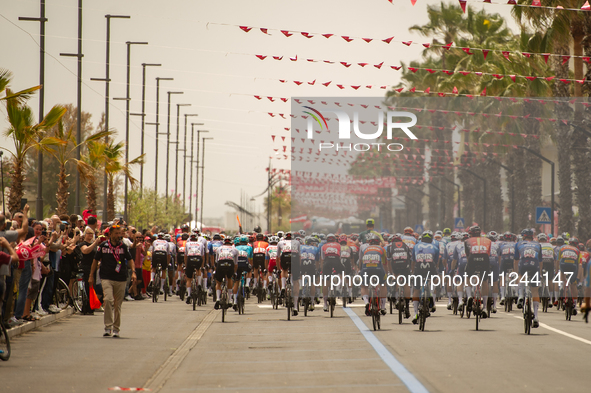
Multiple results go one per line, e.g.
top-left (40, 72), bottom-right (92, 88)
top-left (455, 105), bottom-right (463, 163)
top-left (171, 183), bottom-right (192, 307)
top-left (150, 239), bottom-right (170, 268)
top-left (401, 235), bottom-right (417, 249)
top-left (321, 241), bottom-right (342, 275)
top-left (266, 244), bottom-right (279, 272)
top-left (252, 241), bottom-right (269, 271)
top-left (358, 230), bottom-right (384, 245)
top-left (435, 239), bottom-right (447, 272)
top-left (558, 245), bottom-right (580, 278)
top-left (177, 239), bottom-right (187, 262)
top-left (539, 242), bottom-right (555, 277)
top-left (359, 244), bottom-right (387, 284)
top-left (464, 237), bottom-right (492, 279)
top-left (489, 241), bottom-right (500, 282)
top-left (445, 240), bottom-right (459, 273)
top-left (579, 251), bottom-right (590, 273)
top-left (387, 241), bottom-right (412, 274)
top-left (278, 239), bottom-right (301, 272)
top-left (412, 242), bottom-right (439, 278)
top-left (453, 242), bottom-right (468, 275)
top-left (215, 245), bottom-right (238, 281)
top-left (498, 241), bottom-right (516, 272)
top-left (514, 240), bottom-right (542, 284)
top-left (340, 244), bottom-right (353, 274)
top-left (185, 240), bottom-right (205, 278)
top-left (299, 244), bottom-right (319, 280)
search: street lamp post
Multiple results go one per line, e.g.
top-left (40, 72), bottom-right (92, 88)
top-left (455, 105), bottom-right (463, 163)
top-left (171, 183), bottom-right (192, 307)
top-left (194, 130), bottom-right (209, 226)
top-left (439, 175), bottom-right (461, 218)
top-left (488, 160), bottom-right (515, 233)
top-left (165, 91), bottom-right (183, 209)
top-left (174, 104), bottom-right (191, 205)
top-left (139, 63), bottom-right (161, 195)
top-left (90, 14), bottom-right (130, 222)
top-left (200, 138), bottom-right (214, 230)
top-left (461, 168), bottom-right (487, 230)
top-left (518, 146), bottom-right (555, 233)
top-left (19, 1), bottom-right (48, 220)
top-left (183, 114), bottom-right (199, 209)
top-left (188, 123), bottom-right (204, 218)
top-left (150, 77), bottom-right (173, 218)
top-left (58, 0), bottom-right (85, 214)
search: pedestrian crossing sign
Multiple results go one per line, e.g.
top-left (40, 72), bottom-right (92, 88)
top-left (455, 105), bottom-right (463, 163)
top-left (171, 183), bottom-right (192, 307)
top-left (454, 217), bottom-right (465, 229)
top-left (535, 207), bottom-right (552, 224)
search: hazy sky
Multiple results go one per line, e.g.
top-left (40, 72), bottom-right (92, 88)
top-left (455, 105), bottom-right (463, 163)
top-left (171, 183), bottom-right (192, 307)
top-left (0, 0), bottom-right (518, 225)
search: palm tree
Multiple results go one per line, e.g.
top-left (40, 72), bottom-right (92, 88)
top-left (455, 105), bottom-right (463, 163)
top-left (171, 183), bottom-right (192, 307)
top-left (1, 90), bottom-right (65, 213)
top-left (0, 69), bottom-right (40, 105)
top-left (103, 141), bottom-right (144, 220)
top-left (42, 119), bottom-right (110, 215)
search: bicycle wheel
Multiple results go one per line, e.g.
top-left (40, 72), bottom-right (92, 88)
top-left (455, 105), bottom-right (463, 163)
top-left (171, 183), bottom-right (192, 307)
top-left (565, 299), bottom-right (571, 321)
top-left (330, 298), bottom-right (334, 318)
top-left (221, 291), bottom-right (227, 323)
top-left (372, 307), bottom-right (377, 331)
top-left (376, 310), bottom-right (381, 330)
top-left (303, 298), bottom-right (309, 317)
top-left (54, 278), bottom-right (71, 310)
top-left (453, 297), bottom-right (458, 315)
top-left (152, 276), bottom-right (160, 303)
top-left (179, 281), bottom-right (186, 301)
top-left (0, 321), bottom-right (10, 361)
top-left (71, 282), bottom-right (84, 313)
top-left (164, 279), bottom-right (168, 302)
top-left (286, 286), bottom-right (292, 320)
top-left (398, 300), bottom-right (403, 325)
top-left (475, 302), bottom-right (480, 331)
top-left (419, 308), bottom-right (425, 331)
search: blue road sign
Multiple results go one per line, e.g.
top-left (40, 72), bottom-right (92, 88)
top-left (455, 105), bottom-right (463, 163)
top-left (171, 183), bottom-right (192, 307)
top-left (414, 224), bottom-right (424, 234)
top-left (454, 217), bottom-right (465, 229)
top-left (535, 207), bottom-right (552, 224)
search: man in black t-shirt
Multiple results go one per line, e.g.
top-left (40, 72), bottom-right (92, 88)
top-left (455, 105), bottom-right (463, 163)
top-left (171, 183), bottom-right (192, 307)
top-left (89, 225), bottom-right (135, 337)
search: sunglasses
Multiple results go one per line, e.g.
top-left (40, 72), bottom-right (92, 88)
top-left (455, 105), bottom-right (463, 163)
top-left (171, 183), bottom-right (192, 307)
top-left (111, 225), bottom-right (121, 229)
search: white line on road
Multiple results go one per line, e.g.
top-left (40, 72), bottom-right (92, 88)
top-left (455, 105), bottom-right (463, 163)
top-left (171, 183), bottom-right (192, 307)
top-left (144, 309), bottom-right (217, 392)
top-left (343, 307), bottom-right (430, 393)
top-left (510, 315), bottom-right (591, 345)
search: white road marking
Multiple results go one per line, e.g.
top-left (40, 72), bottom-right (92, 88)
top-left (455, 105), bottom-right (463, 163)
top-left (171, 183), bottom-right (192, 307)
top-left (510, 315), bottom-right (591, 345)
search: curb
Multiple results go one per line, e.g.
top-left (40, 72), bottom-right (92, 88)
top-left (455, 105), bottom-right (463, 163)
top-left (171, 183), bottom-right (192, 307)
top-left (6, 308), bottom-right (75, 339)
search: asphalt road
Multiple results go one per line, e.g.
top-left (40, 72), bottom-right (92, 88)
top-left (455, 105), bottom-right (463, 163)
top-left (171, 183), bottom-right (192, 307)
top-left (2, 293), bottom-right (590, 393)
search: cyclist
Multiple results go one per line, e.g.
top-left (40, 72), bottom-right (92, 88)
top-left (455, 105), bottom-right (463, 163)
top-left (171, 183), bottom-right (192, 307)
top-left (359, 219), bottom-right (384, 245)
top-left (538, 233), bottom-right (556, 308)
top-left (207, 234), bottom-right (224, 295)
top-left (434, 231), bottom-right (448, 299)
top-left (184, 232), bottom-right (206, 304)
top-left (320, 233), bottom-right (342, 312)
top-left (498, 232), bottom-right (516, 305)
top-left (277, 232), bottom-right (301, 317)
top-left (386, 233), bottom-right (412, 318)
top-left (442, 228), bottom-right (452, 244)
top-left (451, 232), bottom-right (469, 308)
top-left (214, 236), bottom-right (238, 310)
top-left (487, 231), bottom-right (500, 313)
top-left (339, 234), bottom-right (354, 302)
top-left (359, 233), bottom-right (388, 316)
top-left (445, 232), bottom-right (461, 310)
top-left (402, 227), bottom-right (417, 249)
top-left (149, 233), bottom-right (171, 295)
top-left (277, 231), bottom-right (284, 240)
top-left (578, 243), bottom-right (589, 283)
top-left (176, 233), bottom-right (189, 295)
top-left (164, 234), bottom-right (176, 297)
top-left (514, 228), bottom-right (542, 328)
top-left (233, 235), bottom-right (253, 311)
top-left (266, 236), bottom-right (279, 297)
top-left (558, 237), bottom-right (581, 316)
top-left (463, 226), bottom-right (491, 317)
top-left (300, 236), bottom-right (320, 312)
top-left (411, 231), bottom-right (439, 323)
top-left (251, 233), bottom-right (269, 296)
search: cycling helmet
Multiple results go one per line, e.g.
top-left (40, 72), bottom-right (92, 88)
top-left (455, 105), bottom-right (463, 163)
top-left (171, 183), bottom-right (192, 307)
top-left (213, 233), bottom-right (221, 240)
top-left (487, 231), bottom-right (498, 241)
top-left (366, 218), bottom-right (375, 226)
top-left (468, 226), bottom-right (481, 237)
top-left (450, 232), bottom-right (460, 241)
top-left (157, 232), bottom-right (165, 238)
top-left (550, 237), bottom-right (557, 245)
top-left (181, 224), bottom-right (189, 231)
top-left (326, 233), bottom-right (337, 243)
top-left (556, 236), bottom-right (565, 245)
top-left (461, 232), bottom-right (469, 240)
top-left (277, 231), bottom-right (284, 238)
top-left (561, 232), bottom-right (570, 240)
top-left (253, 225), bottom-right (261, 233)
top-left (443, 228), bottom-right (451, 236)
top-left (404, 226), bottom-right (414, 235)
top-left (248, 234), bottom-right (255, 243)
top-left (338, 234), bottom-right (348, 244)
top-left (298, 229), bottom-right (306, 236)
top-left (269, 236), bottom-right (279, 244)
top-left (284, 232), bottom-right (292, 239)
top-left (304, 236), bottom-right (314, 245)
top-left (367, 232), bottom-right (380, 245)
top-left (256, 233), bottom-right (264, 240)
top-left (181, 233), bottom-right (189, 240)
top-left (521, 228), bottom-right (534, 238)
top-left (223, 236), bottom-right (232, 244)
top-left (537, 233), bottom-right (548, 242)
top-left (391, 233), bottom-right (402, 242)
top-left (240, 235), bottom-right (249, 245)
top-left (577, 243), bottom-right (585, 251)
top-left (192, 228), bottom-right (199, 233)
top-left (568, 237), bottom-right (579, 246)
top-left (502, 232), bottom-right (513, 241)
top-left (421, 230), bottom-right (433, 243)
top-left (189, 232), bottom-right (197, 239)
top-left (233, 236), bottom-right (241, 245)
top-left (319, 234), bottom-right (326, 240)
top-left (350, 233), bottom-right (359, 241)
top-left (164, 234), bottom-right (171, 241)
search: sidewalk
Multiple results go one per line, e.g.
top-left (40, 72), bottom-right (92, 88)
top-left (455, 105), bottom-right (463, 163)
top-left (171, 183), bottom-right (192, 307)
top-left (6, 308), bottom-right (74, 339)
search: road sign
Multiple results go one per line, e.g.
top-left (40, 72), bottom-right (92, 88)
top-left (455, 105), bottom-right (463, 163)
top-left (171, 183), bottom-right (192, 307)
top-left (535, 207), bottom-right (552, 224)
top-left (454, 217), bottom-right (465, 229)
top-left (414, 224), bottom-right (424, 234)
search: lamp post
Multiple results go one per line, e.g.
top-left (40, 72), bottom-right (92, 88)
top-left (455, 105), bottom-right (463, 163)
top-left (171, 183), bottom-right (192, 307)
top-left (183, 114), bottom-right (199, 209)
top-left (200, 137), bottom-right (214, 230)
top-left (58, 0), bottom-right (85, 214)
top-left (90, 14), bottom-right (130, 222)
top-left (149, 77), bottom-right (173, 218)
top-left (165, 91), bottom-right (183, 209)
top-left (188, 123), bottom-right (204, 218)
top-left (439, 175), bottom-right (461, 218)
top-left (488, 160), bottom-right (515, 233)
top-left (461, 168), bottom-right (486, 230)
top-left (19, 1), bottom-right (48, 220)
top-left (174, 104), bottom-right (191, 205)
top-left (139, 63), bottom-right (161, 195)
top-left (194, 130), bottom-right (209, 225)
top-left (518, 146), bottom-right (555, 233)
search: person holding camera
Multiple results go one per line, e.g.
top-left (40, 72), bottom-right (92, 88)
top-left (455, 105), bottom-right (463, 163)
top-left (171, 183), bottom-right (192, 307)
top-left (79, 227), bottom-right (104, 314)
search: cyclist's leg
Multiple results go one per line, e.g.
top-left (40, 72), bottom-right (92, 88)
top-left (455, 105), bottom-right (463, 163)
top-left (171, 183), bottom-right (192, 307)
top-left (457, 262), bottom-right (466, 306)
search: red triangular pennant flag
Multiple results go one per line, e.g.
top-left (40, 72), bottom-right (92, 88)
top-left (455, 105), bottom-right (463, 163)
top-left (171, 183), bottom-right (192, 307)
top-left (382, 36), bottom-right (394, 44)
top-left (542, 53), bottom-right (550, 63)
top-left (459, 0), bottom-right (467, 12)
top-left (239, 26), bottom-right (252, 32)
top-left (281, 30), bottom-right (293, 37)
top-left (582, 0), bottom-right (590, 10)
top-left (502, 51), bottom-right (511, 61)
top-left (482, 49), bottom-right (490, 59)
top-left (562, 55), bottom-right (570, 65)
